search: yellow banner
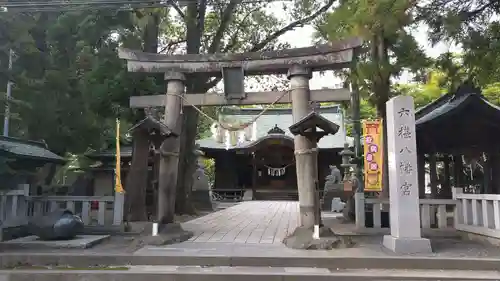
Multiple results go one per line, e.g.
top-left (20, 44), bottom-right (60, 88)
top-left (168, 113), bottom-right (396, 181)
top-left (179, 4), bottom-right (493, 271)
top-left (362, 119), bottom-right (383, 192)
top-left (115, 118), bottom-right (124, 193)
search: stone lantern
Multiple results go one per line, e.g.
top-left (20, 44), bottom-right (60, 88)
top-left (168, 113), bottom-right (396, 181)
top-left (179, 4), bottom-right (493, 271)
top-left (339, 143), bottom-right (356, 182)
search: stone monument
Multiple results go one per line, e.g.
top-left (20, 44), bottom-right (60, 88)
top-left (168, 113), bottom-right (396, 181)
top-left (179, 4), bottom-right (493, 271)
top-left (382, 95), bottom-right (432, 254)
top-left (191, 150), bottom-right (213, 211)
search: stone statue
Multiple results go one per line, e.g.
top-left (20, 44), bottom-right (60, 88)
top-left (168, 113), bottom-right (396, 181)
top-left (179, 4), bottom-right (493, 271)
top-left (324, 165), bottom-right (342, 192)
top-left (322, 165), bottom-right (343, 211)
top-left (28, 209), bottom-right (84, 240)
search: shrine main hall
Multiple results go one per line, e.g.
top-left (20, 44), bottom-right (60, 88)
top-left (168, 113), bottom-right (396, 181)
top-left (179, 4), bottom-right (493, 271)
top-left (196, 105), bottom-right (352, 201)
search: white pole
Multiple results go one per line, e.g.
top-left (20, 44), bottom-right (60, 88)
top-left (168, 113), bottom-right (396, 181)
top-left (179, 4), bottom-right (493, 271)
top-left (3, 49), bottom-right (13, 137)
top-left (312, 224), bottom-right (320, 239)
top-left (152, 222), bottom-right (159, 236)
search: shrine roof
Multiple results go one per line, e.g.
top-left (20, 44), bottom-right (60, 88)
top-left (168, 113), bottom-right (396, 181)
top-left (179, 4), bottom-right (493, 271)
top-left (129, 115), bottom-right (175, 136)
top-left (197, 105), bottom-right (353, 151)
top-left (0, 136), bottom-right (65, 164)
top-left (415, 81), bottom-right (500, 153)
top-left (86, 145), bottom-right (133, 160)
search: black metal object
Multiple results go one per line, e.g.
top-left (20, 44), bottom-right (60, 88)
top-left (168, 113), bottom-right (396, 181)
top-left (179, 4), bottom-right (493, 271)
top-left (28, 209), bottom-right (84, 240)
top-left (222, 67), bottom-right (245, 101)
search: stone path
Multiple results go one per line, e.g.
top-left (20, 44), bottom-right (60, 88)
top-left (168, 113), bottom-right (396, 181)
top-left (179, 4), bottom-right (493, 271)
top-left (182, 201), bottom-right (299, 244)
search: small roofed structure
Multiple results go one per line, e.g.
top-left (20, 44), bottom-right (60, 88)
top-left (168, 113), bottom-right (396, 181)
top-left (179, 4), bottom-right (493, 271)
top-left (416, 81), bottom-right (500, 154)
top-left (289, 111), bottom-right (340, 142)
top-left (0, 136), bottom-right (65, 192)
top-left (129, 108), bottom-right (176, 138)
top-left (415, 81), bottom-right (500, 196)
top-left (126, 113), bottom-right (174, 221)
top-left (0, 136), bottom-right (65, 164)
top-left (82, 114), bottom-right (174, 221)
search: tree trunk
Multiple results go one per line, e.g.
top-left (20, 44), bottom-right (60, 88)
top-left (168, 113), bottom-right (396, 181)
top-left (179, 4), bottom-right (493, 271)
top-left (372, 32), bottom-right (391, 199)
top-left (122, 10), bottom-right (160, 222)
top-left (175, 2), bottom-right (206, 214)
top-left (175, 107), bottom-right (199, 214)
top-left (124, 131), bottom-right (149, 221)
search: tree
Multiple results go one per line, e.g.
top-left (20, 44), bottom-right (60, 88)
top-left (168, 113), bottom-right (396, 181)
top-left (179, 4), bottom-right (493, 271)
top-left (316, 0), bottom-right (429, 196)
top-left (0, 11), bottom-right (152, 155)
top-left (418, 0), bottom-right (500, 86)
top-left (317, 0), bottom-right (429, 117)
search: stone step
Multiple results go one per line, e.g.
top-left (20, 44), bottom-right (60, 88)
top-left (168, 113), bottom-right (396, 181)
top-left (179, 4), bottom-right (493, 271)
top-left (1, 266), bottom-right (500, 280)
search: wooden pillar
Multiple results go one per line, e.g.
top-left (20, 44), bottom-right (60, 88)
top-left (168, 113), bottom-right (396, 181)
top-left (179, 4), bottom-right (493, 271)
top-left (442, 155), bottom-right (452, 198)
top-left (417, 154), bottom-right (425, 199)
top-left (483, 154), bottom-right (491, 194)
top-left (157, 72), bottom-right (185, 225)
top-left (252, 153), bottom-right (257, 200)
top-left (429, 154), bottom-right (438, 198)
top-left (453, 155), bottom-right (463, 190)
top-left (288, 65), bottom-right (318, 229)
top-left (490, 153), bottom-right (500, 194)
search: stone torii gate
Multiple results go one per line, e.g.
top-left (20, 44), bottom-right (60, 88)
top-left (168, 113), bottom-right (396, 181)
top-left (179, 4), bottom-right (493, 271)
top-left (118, 37), bottom-right (363, 240)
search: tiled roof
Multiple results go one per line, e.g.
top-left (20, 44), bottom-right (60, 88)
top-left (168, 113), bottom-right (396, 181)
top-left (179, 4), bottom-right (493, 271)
top-left (197, 106), bottom-right (353, 150)
top-left (0, 136), bottom-right (65, 163)
top-left (86, 146), bottom-right (133, 160)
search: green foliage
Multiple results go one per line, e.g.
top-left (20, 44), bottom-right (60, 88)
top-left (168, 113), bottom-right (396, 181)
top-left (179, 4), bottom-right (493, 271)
top-left (316, 0), bottom-right (430, 116)
top-left (0, 11), bottom-right (157, 154)
top-left (418, 0), bottom-right (500, 87)
top-left (202, 157), bottom-right (215, 186)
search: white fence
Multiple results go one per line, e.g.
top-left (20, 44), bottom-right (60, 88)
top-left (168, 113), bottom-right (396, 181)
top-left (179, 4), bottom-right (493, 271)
top-left (355, 193), bottom-right (457, 230)
top-left (453, 187), bottom-right (500, 238)
top-left (0, 184), bottom-right (124, 227)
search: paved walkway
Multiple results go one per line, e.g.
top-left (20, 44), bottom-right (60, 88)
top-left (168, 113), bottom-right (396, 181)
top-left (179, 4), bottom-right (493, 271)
top-left (182, 201), bottom-right (299, 244)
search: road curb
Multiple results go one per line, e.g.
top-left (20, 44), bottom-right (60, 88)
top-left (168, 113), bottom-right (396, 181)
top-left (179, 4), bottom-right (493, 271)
top-left (0, 253), bottom-right (499, 271)
top-left (0, 268), bottom-right (499, 281)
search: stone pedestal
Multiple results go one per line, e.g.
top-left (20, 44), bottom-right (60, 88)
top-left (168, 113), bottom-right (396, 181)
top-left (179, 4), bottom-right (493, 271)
top-left (383, 235), bottom-right (432, 254)
top-left (383, 95), bottom-right (432, 254)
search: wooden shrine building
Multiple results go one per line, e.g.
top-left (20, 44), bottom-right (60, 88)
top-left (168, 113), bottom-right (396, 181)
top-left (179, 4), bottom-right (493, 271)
top-left (197, 105), bottom-right (353, 200)
top-left (0, 136), bottom-right (65, 192)
top-left (415, 81), bottom-right (500, 197)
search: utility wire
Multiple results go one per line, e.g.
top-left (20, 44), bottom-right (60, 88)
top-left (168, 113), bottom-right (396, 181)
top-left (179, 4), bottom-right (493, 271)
top-left (0, 0), bottom-right (290, 12)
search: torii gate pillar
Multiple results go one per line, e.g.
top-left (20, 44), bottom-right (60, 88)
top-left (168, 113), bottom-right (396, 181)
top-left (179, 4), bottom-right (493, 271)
top-left (288, 66), bottom-right (316, 228)
top-left (157, 72), bottom-right (185, 226)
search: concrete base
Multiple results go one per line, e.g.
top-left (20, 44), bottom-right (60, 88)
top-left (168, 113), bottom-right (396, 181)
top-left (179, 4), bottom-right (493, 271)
top-left (283, 226), bottom-right (354, 250)
top-left (383, 235), bottom-right (432, 254)
top-left (130, 223), bottom-right (193, 248)
top-left (0, 235), bottom-right (109, 250)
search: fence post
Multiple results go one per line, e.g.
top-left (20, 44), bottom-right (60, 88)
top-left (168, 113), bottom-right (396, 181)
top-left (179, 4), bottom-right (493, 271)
top-left (355, 192), bottom-right (365, 229)
top-left (113, 192), bottom-right (125, 225)
top-left (19, 184), bottom-right (30, 218)
top-left (452, 187), bottom-right (463, 226)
